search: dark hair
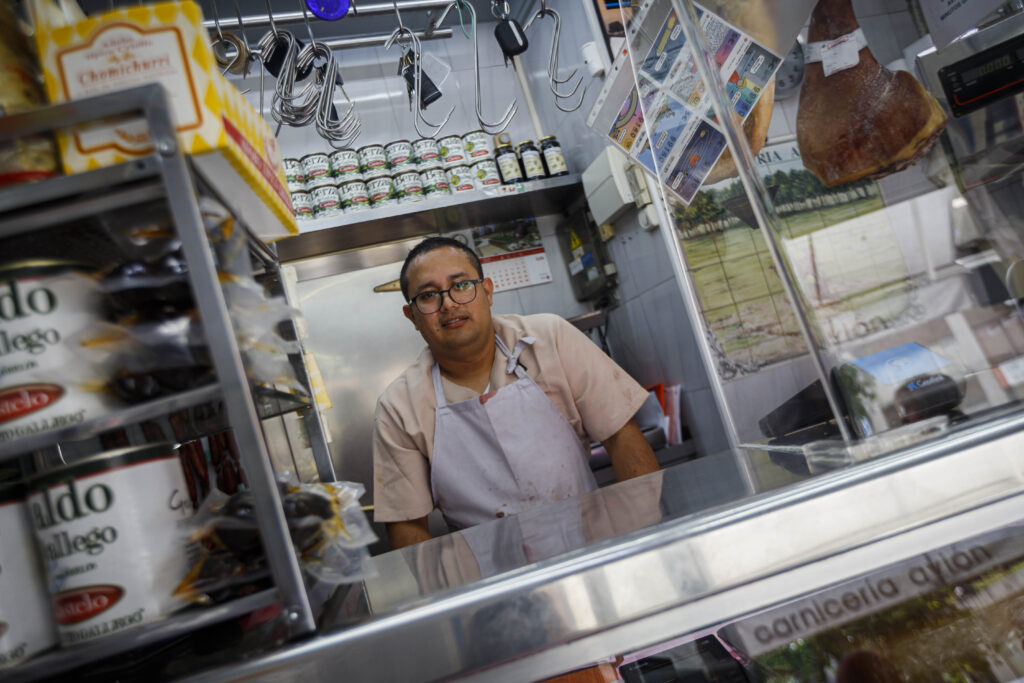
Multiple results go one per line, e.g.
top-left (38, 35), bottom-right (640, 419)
top-left (399, 236), bottom-right (484, 301)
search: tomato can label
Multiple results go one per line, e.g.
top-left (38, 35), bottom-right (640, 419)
top-left (367, 176), bottom-right (394, 204)
top-left (472, 159), bottom-right (500, 187)
top-left (329, 149), bottom-right (360, 176)
top-left (439, 136), bottom-right (466, 167)
top-left (463, 131), bottom-right (492, 161)
top-left (362, 165), bottom-right (389, 181)
top-left (340, 180), bottom-right (370, 209)
top-left (0, 268), bottom-right (116, 443)
top-left (413, 138), bottom-right (441, 164)
top-left (27, 447), bottom-right (194, 646)
top-left (357, 145), bottom-right (387, 172)
top-left (300, 153), bottom-right (330, 180)
top-left (449, 165), bottom-right (476, 193)
top-left (290, 191), bottom-right (314, 218)
top-left (311, 185), bottom-right (341, 211)
top-left (305, 173), bottom-right (335, 190)
top-left (286, 177), bottom-right (306, 193)
top-left (421, 167), bottom-right (451, 195)
top-left (385, 140), bottom-right (414, 169)
top-left (394, 171), bottom-right (424, 198)
top-left (0, 494), bottom-right (57, 668)
top-left (282, 158), bottom-right (305, 183)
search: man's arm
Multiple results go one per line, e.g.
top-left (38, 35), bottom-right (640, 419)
top-left (601, 418), bottom-right (660, 482)
top-left (387, 516), bottom-right (434, 549)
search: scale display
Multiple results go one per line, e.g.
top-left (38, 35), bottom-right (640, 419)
top-left (938, 31), bottom-right (1024, 117)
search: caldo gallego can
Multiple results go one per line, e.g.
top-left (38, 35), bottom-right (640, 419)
top-left (27, 444), bottom-right (194, 645)
top-left (0, 484), bottom-right (57, 668)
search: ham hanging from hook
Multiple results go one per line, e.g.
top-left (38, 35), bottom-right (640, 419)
top-left (797, 0), bottom-right (947, 187)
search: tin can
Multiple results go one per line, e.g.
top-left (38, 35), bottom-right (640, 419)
top-left (362, 165), bottom-right (389, 181)
top-left (290, 191), bottom-right (314, 219)
top-left (286, 177), bottom-right (306, 194)
top-left (413, 137), bottom-right (441, 165)
top-left (495, 145), bottom-right (524, 184)
top-left (0, 261), bottom-right (116, 443)
top-left (366, 175), bottom-right (395, 205)
top-left (328, 149), bottom-right (360, 178)
top-left (540, 135), bottom-right (569, 177)
top-left (357, 144), bottom-right (387, 174)
top-left (27, 443), bottom-right (194, 646)
top-left (439, 135), bottom-right (466, 168)
top-left (0, 484), bottom-right (58, 668)
top-left (448, 165), bottom-right (476, 193)
top-left (471, 159), bottom-right (500, 188)
top-left (420, 166), bottom-right (451, 196)
top-left (385, 140), bottom-right (414, 170)
top-left (416, 157), bottom-right (443, 173)
top-left (340, 179), bottom-right (370, 212)
top-left (394, 170), bottom-right (425, 202)
top-left (300, 153), bottom-right (331, 181)
top-left (517, 140), bottom-right (546, 180)
top-left (311, 184), bottom-right (342, 217)
top-left (282, 158), bottom-right (305, 184)
top-left (463, 130), bottom-right (493, 162)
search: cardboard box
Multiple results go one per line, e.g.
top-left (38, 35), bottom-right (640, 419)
top-left (30, 0), bottom-right (296, 240)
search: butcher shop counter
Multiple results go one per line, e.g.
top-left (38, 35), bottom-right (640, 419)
top-left (178, 405), bottom-right (1024, 683)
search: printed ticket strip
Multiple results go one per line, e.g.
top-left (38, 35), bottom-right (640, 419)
top-left (588, 0), bottom-right (783, 205)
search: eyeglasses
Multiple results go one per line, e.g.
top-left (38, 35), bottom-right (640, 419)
top-left (409, 278), bottom-right (484, 314)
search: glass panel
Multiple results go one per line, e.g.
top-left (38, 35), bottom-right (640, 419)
top-left (606, 0), bottom-right (1024, 477)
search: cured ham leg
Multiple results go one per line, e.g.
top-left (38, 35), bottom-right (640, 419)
top-left (797, 0), bottom-right (947, 187)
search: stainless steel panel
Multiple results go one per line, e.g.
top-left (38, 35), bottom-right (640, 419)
top-left (294, 257), bottom-right (428, 503)
top-left (183, 411), bottom-right (1024, 683)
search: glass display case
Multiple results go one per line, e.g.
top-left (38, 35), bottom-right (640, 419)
top-left (605, 0), bottom-right (1024, 484)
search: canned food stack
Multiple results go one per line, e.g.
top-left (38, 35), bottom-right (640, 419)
top-left (285, 133), bottom-right (569, 221)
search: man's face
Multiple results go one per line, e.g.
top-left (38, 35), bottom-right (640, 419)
top-left (403, 247), bottom-right (494, 354)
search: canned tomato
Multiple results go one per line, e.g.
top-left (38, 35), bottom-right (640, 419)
top-left (0, 262), bottom-right (117, 444)
top-left (27, 443), bottom-right (194, 646)
top-left (300, 153), bottom-right (330, 181)
top-left (463, 130), bottom-right (493, 161)
top-left (385, 140), bottom-right (414, 170)
top-left (420, 166), bottom-right (451, 196)
top-left (496, 145), bottom-right (524, 184)
top-left (449, 165), bottom-right (476, 193)
top-left (286, 177), bottom-right (306, 194)
top-left (413, 137), bottom-right (441, 165)
top-left (357, 144), bottom-right (387, 174)
top-left (0, 484), bottom-right (57, 669)
top-left (439, 135), bottom-right (466, 167)
top-left (366, 175), bottom-right (395, 205)
top-left (291, 191), bottom-right (314, 219)
top-left (340, 179), bottom-right (370, 212)
top-left (472, 159), bottom-right (500, 188)
top-left (311, 184), bottom-right (342, 217)
top-left (328, 149), bottom-right (360, 178)
top-left (282, 158), bottom-right (305, 184)
top-left (394, 171), bottom-right (424, 201)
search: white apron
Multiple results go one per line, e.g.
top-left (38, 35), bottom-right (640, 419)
top-left (429, 335), bottom-right (597, 530)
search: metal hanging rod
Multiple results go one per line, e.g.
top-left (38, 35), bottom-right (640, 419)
top-left (201, 0), bottom-right (452, 31)
top-left (320, 27), bottom-right (451, 49)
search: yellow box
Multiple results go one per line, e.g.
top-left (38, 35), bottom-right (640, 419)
top-left (30, 0), bottom-right (296, 240)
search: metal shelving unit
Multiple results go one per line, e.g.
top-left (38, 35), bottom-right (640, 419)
top-left (0, 85), bottom-right (328, 679)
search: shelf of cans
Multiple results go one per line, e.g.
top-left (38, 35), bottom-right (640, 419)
top-left (286, 131), bottom-right (570, 220)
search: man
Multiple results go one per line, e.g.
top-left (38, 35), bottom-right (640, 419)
top-left (373, 236), bottom-right (660, 549)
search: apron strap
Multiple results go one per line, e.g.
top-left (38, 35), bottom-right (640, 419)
top-left (433, 335), bottom-right (536, 406)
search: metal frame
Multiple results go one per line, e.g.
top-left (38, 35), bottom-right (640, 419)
top-left (183, 402), bottom-right (1024, 683)
top-left (0, 85), bottom-right (322, 675)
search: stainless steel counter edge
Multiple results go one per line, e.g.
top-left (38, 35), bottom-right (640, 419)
top-left (182, 415), bottom-right (1024, 683)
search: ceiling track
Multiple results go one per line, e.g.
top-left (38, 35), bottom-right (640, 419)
top-left (200, 0), bottom-right (452, 31)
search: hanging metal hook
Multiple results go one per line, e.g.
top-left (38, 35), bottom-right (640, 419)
top-left (387, 0), bottom-right (454, 138)
top-left (523, 3), bottom-right (587, 112)
top-left (436, 0), bottom-right (516, 133)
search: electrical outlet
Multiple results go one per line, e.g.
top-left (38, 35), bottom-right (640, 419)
top-left (598, 223), bottom-right (615, 241)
